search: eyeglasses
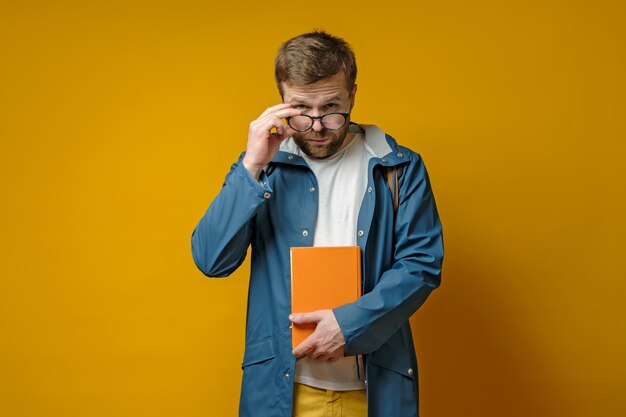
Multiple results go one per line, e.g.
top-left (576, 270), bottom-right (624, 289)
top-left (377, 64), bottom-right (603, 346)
top-left (287, 112), bottom-right (349, 132)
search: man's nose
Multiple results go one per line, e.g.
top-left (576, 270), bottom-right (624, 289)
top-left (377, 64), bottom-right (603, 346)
top-left (311, 118), bottom-right (324, 132)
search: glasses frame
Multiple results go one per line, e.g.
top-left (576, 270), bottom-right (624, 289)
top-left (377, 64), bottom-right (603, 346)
top-left (286, 112), bottom-right (350, 132)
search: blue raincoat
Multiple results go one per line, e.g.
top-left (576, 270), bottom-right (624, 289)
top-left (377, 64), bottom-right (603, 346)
top-left (191, 124), bottom-right (443, 417)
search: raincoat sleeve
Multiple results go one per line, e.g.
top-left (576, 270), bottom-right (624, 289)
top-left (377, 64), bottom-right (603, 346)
top-left (333, 152), bottom-right (444, 355)
top-left (191, 154), bottom-right (272, 277)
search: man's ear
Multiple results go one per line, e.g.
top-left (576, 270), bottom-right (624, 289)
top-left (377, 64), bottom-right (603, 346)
top-left (349, 84), bottom-right (358, 110)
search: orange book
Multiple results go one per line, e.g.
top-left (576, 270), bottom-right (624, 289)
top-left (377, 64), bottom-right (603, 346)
top-left (290, 246), bottom-right (362, 349)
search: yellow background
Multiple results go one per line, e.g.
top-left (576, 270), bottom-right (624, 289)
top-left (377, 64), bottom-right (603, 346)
top-left (1, 1), bottom-right (625, 416)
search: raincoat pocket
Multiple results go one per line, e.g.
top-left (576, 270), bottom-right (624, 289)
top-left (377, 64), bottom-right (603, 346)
top-left (368, 346), bottom-right (419, 416)
top-left (240, 337), bottom-right (280, 416)
top-left (242, 337), bottom-right (276, 368)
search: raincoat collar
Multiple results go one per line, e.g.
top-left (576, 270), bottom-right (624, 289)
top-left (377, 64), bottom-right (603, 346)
top-left (272, 123), bottom-right (406, 168)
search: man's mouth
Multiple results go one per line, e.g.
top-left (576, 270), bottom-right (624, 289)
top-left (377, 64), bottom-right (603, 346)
top-left (308, 138), bottom-right (329, 144)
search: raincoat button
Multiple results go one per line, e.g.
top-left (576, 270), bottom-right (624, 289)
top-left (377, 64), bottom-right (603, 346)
top-left (285, 373), bottom-right (290, 379)
top-left (288, 155), bottom-right (294, 160)
top-left (309, 186), bottom-right (315, 192)
top-left (263, 192), bottom-right (271, 199)
top-left (367, 186), bottom-right (372, 193)
top-left (381, 158), bottom-right (387, 163)
top-left (357, 230), bottom-right (364, 237)
top-left (302, 230), bottom-right (309, 237)
top-left (408, 368), bottom-right (414, 376)
top-left (397, 152), bottom-right (404, 158)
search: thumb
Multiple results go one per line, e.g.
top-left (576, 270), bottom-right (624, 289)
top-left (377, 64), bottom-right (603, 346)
top-left (289, 311), bottom-right (322, 325)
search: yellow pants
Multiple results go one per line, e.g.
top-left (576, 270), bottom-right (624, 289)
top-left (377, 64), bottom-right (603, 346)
top-left (292, 383), bottom-right (367, 417)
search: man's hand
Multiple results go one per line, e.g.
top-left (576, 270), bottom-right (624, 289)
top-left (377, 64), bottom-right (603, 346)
top-left (290, 310), bottom-right (346, 362)
top-left (242, 103), bottom-right (301, 179)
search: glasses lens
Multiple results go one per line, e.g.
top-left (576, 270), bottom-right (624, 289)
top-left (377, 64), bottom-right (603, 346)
top-left (288, 115), bottom-right (313, 132)
top-left (321, 113), bottom-right (347, 130)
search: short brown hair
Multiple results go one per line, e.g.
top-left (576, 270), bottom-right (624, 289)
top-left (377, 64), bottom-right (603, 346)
top-left (274, 31), bottom-right (357, 96)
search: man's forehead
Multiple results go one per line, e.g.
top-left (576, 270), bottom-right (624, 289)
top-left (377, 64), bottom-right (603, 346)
top-left (286, 91), bottom-right (345, 103)
top-left (282, 82), bottom-right (351, 103)
top-left (281, 71), bottom-right (352, 100)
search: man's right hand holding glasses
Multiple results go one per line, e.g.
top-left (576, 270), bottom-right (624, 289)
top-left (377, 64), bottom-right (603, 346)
top-left (243, 104), bottom-right (302, 179)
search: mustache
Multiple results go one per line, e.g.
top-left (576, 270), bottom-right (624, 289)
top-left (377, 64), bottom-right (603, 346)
top-left (299, 129), bottom-right (328, 139)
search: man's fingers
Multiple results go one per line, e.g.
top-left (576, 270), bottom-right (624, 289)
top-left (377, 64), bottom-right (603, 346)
top-left (259, 103), bottom-right (292, 118)
top-left (281, 123), bottom-right (296, 138)
top-left (289, 312), bottom-right (322, 324)
top-left (272, 124), bottom-right (284, 137)
top-left (292, 337), bottom-right (314, 358)
top-left (256, 109), bottom-right (301, 130)
top-left (259, 103), bottom-right (301, 119)
top-left (290, 310), bottom-right (345, 360)
top-left (307, 348), bottom-right (342, 362)
top-left (272, 107), bottom-right (302, 119)
top-left (310, 349), bottom-right (327, 360)
top-left (256, 117), bottom-right (286, 138)
top-left (253, 109), bottom-right (300, 140)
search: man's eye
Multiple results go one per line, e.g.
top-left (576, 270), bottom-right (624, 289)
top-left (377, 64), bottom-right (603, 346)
top-left (325, 103), bottom-right (337, 109)
top-left (295, 105), bottom-right (307, 110)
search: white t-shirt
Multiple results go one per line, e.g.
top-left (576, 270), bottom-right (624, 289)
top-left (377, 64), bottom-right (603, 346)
top-left (293, 130), bottom-right (374, 391)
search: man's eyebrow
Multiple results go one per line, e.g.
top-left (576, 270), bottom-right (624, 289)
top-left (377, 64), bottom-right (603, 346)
top-left (323, 95), bottom-right (342, 102)
top-left (287, 97), bottom-right (311, 105)
top-left (287, 94), bottom-right (343, 106)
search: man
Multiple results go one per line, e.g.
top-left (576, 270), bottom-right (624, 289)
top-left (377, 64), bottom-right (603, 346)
top-left (191, 31), bottom-right (443, 417)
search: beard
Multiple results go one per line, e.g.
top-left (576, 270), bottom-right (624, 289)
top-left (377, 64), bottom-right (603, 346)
top-left (292, 124), bottom-right (351, 159)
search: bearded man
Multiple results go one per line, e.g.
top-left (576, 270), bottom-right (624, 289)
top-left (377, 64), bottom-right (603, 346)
top-left (192, 31), bottom-right (444, 417)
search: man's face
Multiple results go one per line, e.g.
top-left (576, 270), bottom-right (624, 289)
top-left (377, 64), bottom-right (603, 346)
top-left (282, 71), bottom-right (357, 159)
